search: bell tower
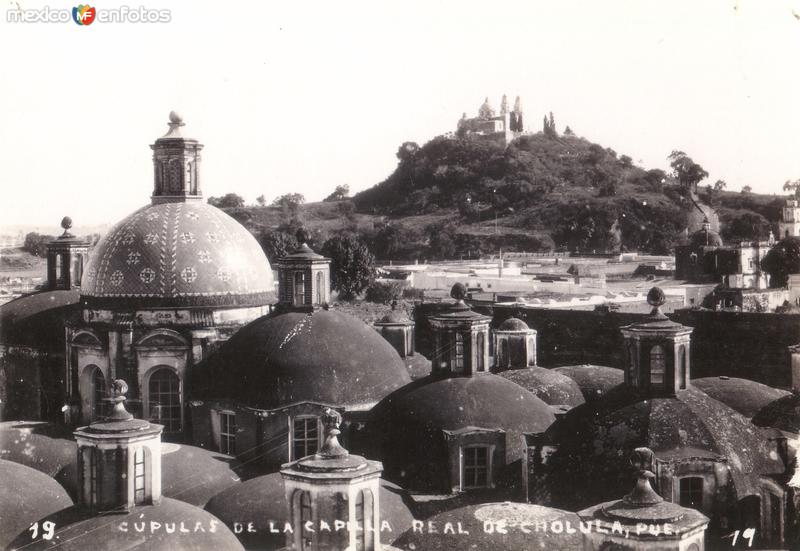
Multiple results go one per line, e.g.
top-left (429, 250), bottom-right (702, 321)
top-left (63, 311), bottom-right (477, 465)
top-left (150, 111), bottom-right (204, 204)
top-left (620, 287), bottom-right (693, 396)
top-left (46, 216), bottom-right (90, 290)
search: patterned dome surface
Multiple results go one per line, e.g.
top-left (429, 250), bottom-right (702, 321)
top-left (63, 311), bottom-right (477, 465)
top-left (81, 201), bottom-right (273, 307)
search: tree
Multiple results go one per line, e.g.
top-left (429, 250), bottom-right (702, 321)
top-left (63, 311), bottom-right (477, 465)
top-left (741, 185), bottom-right (752, 194)
top-left (668, 151), bottom-right (708, 193)
top-left (272, 193), bottom-right (305, 209)
top-left (324, 184), bottom-right (350, 202)
top-left (321, 235), bottom-right (376, 300)
top-left (713, 179), bottom-right (727, 191)
top-left (563, 126), bottom-right (574, 136)
top-left (396, 142), bottom-right (420, 163)
top-left (22, 232), bottom-right (55, 257)
top-left (258, 230), bottom-right (299, 264)
top-left (784, 179), bottom-right (800, 197)
top-left (619, 155), bottom-right (633, 168)
top-left (761, 236), bottom-right (800, 288)
top-left (207, 193), bottom-right (245, 208)
top-left (256, 194), bottom-right (266, 207)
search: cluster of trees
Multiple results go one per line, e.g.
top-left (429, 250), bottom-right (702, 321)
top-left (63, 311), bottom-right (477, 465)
top-left (22, 232), bottom-right (56, 257)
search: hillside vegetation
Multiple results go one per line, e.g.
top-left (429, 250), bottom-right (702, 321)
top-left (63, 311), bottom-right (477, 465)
top-left (228, 131), bottom-right (786, 260)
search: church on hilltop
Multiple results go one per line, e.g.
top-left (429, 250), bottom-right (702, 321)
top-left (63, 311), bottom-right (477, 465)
top-left (457, 94), bottom-right (526, 145)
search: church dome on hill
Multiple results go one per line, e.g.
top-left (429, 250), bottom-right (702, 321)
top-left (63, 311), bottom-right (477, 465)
top-left (688, 218), bottom-right (723, 249)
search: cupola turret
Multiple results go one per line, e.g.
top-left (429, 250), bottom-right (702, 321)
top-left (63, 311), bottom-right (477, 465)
top-left (620, 287), bottom-right (693, 395)
top-left (46, 216), bottom-right (90, 290)
top-left (428, 283), bottom-right (491, 375)
top-left (281, 408), bottom-right (383, 551)
top-left (73, 379), bottom-right (163, 512)
top-left (150, 111), bottom-right (203, 204)
top-left (275, 231), bottom-right (331, 312)
top-left (493, 316), bottom-right (537, 370)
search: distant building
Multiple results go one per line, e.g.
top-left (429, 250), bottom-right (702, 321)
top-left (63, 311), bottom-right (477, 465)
top-left (779, 199), bottom-right (800, 238)
top-left (457, 95), bottom-right (525, 146)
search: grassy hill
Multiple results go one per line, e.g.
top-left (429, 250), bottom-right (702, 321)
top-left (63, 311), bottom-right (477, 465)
top-left (227, 132), bottom-right (786, 261)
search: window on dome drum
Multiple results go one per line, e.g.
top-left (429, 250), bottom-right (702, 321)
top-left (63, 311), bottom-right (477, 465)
top-left (462, 446), bottom-right (490, 489)
top-left (650, 345), bottom-right (666, 386)
top-left (92, 367), bottom-right (107, 419)
top-left (293, 417), bottom-right (319, 460)
top-left (679, 477), bottom-right (704, 509)
top-left (84, 448), bottom-right (97, 507)
top-left (220, 412), bottom-right (236, 455)
top-left (454, 333), bottom-right (464, 372)
top-left (134, 447), bottom-right (146, 504)
top-left (770, 493), bottom-right (782, 540)
top-left (148, 368), bottom-right (182, 433)
top-left (476, 332), bottom-right (485, 372)
top-left (294, 271), bottom-right (306, 306)
top-left (299, 490), bottom-right (312, 550)
top-left (678, 345), bottom-right (688, 390)
top-left (355, 489), bottom-right (374, 551)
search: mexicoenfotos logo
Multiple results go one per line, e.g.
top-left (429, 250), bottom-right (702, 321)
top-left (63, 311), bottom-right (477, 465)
top-left (72, 5), bottom-right (96, 26)
top-left (6, 5), bottom-right (171, 24)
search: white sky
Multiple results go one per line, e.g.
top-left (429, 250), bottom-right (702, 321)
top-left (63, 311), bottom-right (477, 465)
top-left (2, 0), bottom-right (800, 229)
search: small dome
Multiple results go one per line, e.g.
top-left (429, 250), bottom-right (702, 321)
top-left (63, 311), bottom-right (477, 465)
top-left (689, 226), bottom-right (723, 248)
top-left (0, 459), bottom-right (74, 549)
top-left (498, 367), bottom-right (585, 407)
top-left (377, 310), bottom-right (412, 325)
top-left (553, 365), bottom-right (624, 403)
top-left (81, 201), bottom-right (274, 308)
top-left (752, 394), bottom-right (800, 433)
top-left (0, 422), bottom-right (77, 497)
top-left (365, 374), bottom-right (555, 492)
top-left (159, 443), bottom-right (241, 507)
top-left (497, 317), bottom-right (530, 331)
top-left (693, 377), bottom-right (791, 420)
top-left (196, 309), bottom-right (412, 409)
top-left (9, 498), bottom-right (244, 551)
top-left (205, 472), bottom-right (414, 549)
top-left (392, 502), bottom-right (581, 551)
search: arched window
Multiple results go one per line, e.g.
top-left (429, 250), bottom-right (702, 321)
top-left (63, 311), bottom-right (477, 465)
top-left (355, 489), bottom-right (374, 551)
top-left (476, 332), bottom-right (485, 372)
top-left (650, 345), bottom-right (666, 386)
top-left (454, 333), bottom-right (464, 372)
top-left (294, 272), bottom-right (306, 306)
top-left (678, 345), bottom-right (688, 390)
top-left (679, 476), bottom-right (703, 508)
top-left (92, 367), bottom-right (107, 419)
top-left (148, 368), bottom-right (181, 433)
top-left (300, 490), bottom-right (312, 550)
top-left (134, 447), bottom-right (147, 504)
top-left (55, 254), bottom-right (63, 281)
top-left (499, 339), bottom-right (509, 368)
top-left (316, 271), bottom-right (324, 304)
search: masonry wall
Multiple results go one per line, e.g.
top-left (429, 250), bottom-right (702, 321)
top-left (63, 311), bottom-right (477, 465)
top-left (481, 306), bottom-right (800, 389)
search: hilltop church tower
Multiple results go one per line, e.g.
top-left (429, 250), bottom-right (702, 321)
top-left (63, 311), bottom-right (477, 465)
top-left (779, 199), bottom-right (800, 238)
top-left (457, 95), bottom-right (525, 146)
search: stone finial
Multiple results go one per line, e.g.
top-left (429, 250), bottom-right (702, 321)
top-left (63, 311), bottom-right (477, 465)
top-left (646, 287), bottom-right (667, 318)
top-left (161, 111), bottom-right (185, 138)
top-left (622, 447), bottom-right (663, 507)
top-left (450, 282), bottom-right (467, 305)
top-left (106, 379), bottom-right (134, 422)
top-left (296, 227), bottom-right (310, 246)
top-left (317, 408), bottom-right (348, 459)
top-left (60, 216), bottom-right (74, 237)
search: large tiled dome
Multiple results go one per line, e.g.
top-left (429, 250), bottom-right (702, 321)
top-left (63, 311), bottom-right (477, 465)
top-left (81, 201), bottom-right (273, 308)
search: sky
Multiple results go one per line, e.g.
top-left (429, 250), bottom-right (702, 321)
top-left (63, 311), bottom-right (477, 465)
top-left (2, 0), bottom-right (800, 231)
